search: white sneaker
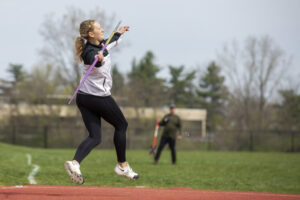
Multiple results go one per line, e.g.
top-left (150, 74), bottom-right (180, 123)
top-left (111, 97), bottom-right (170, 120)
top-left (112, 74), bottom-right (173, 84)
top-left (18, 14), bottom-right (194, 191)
top-left (64, 160), bottom-right (84, 184)
top-left (114, 163), bottom-right (139, 180)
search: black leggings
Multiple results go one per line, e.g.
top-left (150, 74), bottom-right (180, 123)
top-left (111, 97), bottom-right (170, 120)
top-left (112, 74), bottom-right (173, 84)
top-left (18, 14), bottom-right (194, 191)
top-left (73, 93), bottom-right (127, 163)
top-left (154, 136), bottom-right (176, 163)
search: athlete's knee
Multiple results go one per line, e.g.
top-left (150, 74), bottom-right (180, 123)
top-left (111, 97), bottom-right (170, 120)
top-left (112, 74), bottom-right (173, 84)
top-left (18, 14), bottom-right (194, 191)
top-left (116, 120), bottom-right (128, 132)
top-left (95, 137), bottom-right (101, 146)
top-left (89, 135), bottom-right (101, 146)
top-left (123, 120), bottom-right (128, 130)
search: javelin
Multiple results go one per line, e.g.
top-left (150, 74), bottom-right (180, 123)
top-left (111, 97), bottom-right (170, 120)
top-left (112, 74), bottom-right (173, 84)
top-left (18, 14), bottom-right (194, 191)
top-left (150, 116), bottom-right (160, 155)
top-left (68, 21), bottom-right (122, 104)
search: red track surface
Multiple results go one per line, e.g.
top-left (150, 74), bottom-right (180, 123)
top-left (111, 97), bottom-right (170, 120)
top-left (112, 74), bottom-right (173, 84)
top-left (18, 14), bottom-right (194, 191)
top-left (0, 185), bottom-right (299, 200)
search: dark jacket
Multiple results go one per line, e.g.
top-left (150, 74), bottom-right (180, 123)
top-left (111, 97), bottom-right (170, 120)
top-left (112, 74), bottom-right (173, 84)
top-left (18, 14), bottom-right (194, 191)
top-left (159, 114), bottom-right (182, 138)
top-left (81, 32), bottom-right (121, 67)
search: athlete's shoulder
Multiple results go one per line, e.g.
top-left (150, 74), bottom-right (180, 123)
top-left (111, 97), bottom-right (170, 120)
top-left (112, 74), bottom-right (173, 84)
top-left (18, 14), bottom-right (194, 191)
top-left (82, 42), bottom-right (96, 56)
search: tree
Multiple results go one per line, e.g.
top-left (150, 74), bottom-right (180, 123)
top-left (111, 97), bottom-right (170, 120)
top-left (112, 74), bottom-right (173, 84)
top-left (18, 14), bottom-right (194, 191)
top-left (276, 90), bottom-right (300, 151)
top-left (111, 64), bottom-right (126, 104)
top-left (7, 64), bottom-right (26, 84)
top-left (277, 90), bottom-right (300, 129)
top-left (17, 65), bottom-right (57, 104)
top-left (168, 65), bottom-right (196, 107)
top-left (197, 61), bottom-right (227, 132)
top-left (0, 64), bottom-right (27, 103)
top-left (218, 36), bottom-right (291, 150)
top-left (127, 51), bottom-right (167, 107)
top-left (39, 7), bottom-right (116, 89)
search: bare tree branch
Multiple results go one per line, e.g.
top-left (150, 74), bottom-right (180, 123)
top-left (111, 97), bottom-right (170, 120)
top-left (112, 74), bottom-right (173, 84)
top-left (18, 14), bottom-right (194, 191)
top-left (218, 35), bottom-right (291, 131)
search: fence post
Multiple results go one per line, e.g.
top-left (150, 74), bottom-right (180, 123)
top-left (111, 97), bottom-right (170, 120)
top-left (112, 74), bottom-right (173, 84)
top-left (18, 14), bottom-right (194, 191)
top-left (44, 126), bottom-right (48, 148)
top-left (12, 124), bottom-right (16, 144)
top-left (249, 130), bottom-right (254, 151)
top-left (291, 131), bottom-right (295, 152)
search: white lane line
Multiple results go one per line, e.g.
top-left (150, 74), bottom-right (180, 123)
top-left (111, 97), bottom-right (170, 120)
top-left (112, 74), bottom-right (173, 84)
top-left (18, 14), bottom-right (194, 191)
top-left (26, 154), bottom-right (31, 165)
top-left (26, 154), bottom-right (39, 184)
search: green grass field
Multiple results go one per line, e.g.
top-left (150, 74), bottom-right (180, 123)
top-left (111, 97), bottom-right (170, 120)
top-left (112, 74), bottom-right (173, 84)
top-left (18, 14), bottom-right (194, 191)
top-left (0, 142), bottom-right (300, 194)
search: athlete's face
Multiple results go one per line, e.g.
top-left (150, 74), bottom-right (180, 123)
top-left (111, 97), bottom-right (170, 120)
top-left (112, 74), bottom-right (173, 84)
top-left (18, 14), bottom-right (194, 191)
top-left (89, 22), bottom-right (104, 42)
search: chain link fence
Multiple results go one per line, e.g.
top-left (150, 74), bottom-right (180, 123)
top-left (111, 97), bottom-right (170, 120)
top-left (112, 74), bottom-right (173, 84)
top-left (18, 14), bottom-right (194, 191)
top-left (0, 116), bottom-right (205, 150)
top-left (0, 116), bottom-right (299, 152)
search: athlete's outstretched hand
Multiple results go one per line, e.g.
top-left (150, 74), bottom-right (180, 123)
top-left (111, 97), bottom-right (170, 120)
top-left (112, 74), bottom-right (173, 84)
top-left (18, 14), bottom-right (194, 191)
top-left (118, 26), bottom-right (130, 34)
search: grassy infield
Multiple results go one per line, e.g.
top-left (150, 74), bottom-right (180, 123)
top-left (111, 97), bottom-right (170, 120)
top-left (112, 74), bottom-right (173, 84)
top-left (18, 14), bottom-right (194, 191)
top-left (0, 142), bottom-right (299, 194)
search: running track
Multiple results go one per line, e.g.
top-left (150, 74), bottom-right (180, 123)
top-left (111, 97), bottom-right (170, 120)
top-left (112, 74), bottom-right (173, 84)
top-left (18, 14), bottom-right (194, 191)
top-left (0, 185), bottom-right (299, 200)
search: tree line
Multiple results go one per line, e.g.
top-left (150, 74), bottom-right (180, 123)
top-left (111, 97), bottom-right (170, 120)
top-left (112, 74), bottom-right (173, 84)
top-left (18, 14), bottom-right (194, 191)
top-left (0, 7), bottom-right (299, 151)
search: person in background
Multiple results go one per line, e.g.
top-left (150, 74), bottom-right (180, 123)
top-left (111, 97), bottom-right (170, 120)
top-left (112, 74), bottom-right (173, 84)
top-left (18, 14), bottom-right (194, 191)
top-left (154, 104), bottom-right (182, 165)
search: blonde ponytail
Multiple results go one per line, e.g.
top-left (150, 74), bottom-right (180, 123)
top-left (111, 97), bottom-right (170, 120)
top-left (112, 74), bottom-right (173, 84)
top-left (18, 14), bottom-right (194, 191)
top-left (75, 19), bottom-right (96, 62)
top-left (75, 37), bottom-right (85, 62)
